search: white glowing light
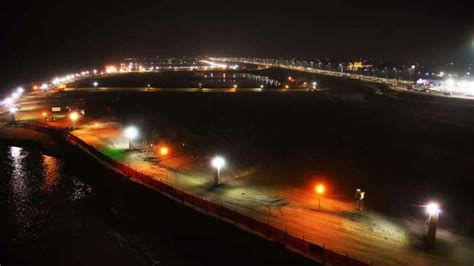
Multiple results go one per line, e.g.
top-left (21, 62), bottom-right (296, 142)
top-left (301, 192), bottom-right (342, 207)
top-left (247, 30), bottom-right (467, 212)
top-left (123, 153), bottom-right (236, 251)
top-left (124, 126), bottom-right (139, 140)
top-left (445, 79), bottom-right (455, 86)
top-left (3, 97), bottom-right (13, 106)
top-left (9, 107), bottom-right (18, 113)
top-left (426, 202), bottom-right (440, 215)
top-left (211, 156), bottom-right (226, 169)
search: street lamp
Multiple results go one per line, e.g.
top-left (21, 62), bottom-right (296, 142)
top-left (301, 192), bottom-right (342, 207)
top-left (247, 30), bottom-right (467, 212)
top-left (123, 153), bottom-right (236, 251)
top-left (315, 184), bottom-right (325, 211)
top-left (9, 107), bottom-right (17, 121)
top-left (425, 202), bottom-right (440, 249)
top-left (211, 156), bottom-right (225, 186)
top-left (93, 81), bottom-right (99, 89)
top-left (159, 146), bottom-right (169, 156)
top-left (69, 111), bottom-right (80, 129)
top-left (124, 126), bottom-right (139, 149)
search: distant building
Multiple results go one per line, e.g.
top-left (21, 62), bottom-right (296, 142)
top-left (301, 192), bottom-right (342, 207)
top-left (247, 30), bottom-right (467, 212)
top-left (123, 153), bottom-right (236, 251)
top-left (347, 61), bottom-right (373, 71)
top-left (118, 56), bottom-right (203, 72)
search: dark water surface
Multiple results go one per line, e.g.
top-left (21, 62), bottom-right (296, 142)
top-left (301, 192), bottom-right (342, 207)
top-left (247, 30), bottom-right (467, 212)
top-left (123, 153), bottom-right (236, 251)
top-left (0, 145), bottom-right (313, 266)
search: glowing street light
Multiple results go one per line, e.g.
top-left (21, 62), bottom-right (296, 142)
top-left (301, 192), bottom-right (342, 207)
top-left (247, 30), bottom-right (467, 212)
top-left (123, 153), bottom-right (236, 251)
top-left (159, 146), bottom-right (169, 156)
top-left (9, 106), bottom-right (18, 121)
top-left (315, 184), bottom-right (325, 211)
top-left (93, 81), bottom-right (99, 89)
top-left (425, 202), bottom-right (440, 249)
top-left (69, 111), bottom-right (80, 129)
top-left (3, 97), bottom-right (13, 106)
top-left (211, 156), bottom-right (226, 186)
top-left (124, 126), bottom-right (139, 149)
top-left (12, 92), bottom-right (20, 99)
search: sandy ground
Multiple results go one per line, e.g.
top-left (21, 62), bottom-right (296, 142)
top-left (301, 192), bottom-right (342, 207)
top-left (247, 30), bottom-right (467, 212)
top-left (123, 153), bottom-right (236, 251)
top-left (64, 121), bottom-right (474, 265)
top-left (7, 88), bottom-right (474, 266)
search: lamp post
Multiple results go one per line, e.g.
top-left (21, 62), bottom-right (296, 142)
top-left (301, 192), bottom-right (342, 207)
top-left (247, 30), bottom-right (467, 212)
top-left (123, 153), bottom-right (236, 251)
top-left (315, 184), bottom-right (325, 211)
top-left (93, 81), bottom-right (99, 89)
top-left (124, 126), bottom-right (139, 150)
top-left (69, 111), bottom-right (79, 129)
top-left (211, 156), bottom-right (225, 186)
top-left (425, 202), bottom-right (440, 249)
top-left (355, 189), bottom-right (365, 211)
top-left (159, 146), bottom-right (169, 156)
top-left (9, 107), bottom-right (17, 122)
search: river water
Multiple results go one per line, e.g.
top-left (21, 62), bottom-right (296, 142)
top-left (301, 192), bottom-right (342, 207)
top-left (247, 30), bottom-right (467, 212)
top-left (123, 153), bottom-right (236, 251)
top-left (0, 145), bottom-right (313, 266)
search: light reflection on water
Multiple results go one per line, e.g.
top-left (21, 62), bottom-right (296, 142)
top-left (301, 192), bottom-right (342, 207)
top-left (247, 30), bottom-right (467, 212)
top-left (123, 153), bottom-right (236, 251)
top-left (4, 146), bottom-right (93, 243)
top-left (8, 146), bottom-right (35, 241)
top-left (40, 154), bottom-right (60, 192)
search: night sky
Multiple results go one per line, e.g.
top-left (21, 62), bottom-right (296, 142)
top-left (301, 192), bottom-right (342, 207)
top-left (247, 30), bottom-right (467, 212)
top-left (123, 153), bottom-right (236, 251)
top-left (1, 0), bottom-right (473, 91)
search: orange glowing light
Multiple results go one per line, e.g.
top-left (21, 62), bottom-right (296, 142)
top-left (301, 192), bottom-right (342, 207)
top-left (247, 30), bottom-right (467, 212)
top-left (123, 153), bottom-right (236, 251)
top-left (315, 184), bottom-right (325, 195)
top-left (105, 65), bottom-right (118, 74)
top-left (159, 147), bottom-right (169, 156)
top-left (33, 85), bottom-right (39, 90)
top-left (42, 112), bottom-right (48, 117)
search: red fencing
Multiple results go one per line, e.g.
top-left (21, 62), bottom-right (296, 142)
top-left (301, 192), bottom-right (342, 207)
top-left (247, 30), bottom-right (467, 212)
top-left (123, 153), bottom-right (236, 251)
top-left (21, 122), bottom-right (369, 266)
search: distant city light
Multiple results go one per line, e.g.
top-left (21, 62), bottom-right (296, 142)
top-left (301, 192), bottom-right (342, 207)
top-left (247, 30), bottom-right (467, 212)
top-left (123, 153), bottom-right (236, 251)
top-left (105, 65), bottom-right (118, 74)
top-left (9, 107), bottom-right (18, 113)
top-left (3, 97), bottom-right (13, 106)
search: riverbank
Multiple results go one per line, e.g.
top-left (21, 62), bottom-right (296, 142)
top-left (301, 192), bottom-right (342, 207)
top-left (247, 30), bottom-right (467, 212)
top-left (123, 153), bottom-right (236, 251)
top-left (0, 125), bottom-right (317, 266)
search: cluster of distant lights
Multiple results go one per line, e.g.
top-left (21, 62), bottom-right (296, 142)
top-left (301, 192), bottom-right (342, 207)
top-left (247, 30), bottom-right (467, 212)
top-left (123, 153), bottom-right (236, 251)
top-left (200, 60), bottom-right (239, 70)
top-left (440, 78), bottom-right (474, 95)
top-left (419, 77), bottom-right (474, 96)
top-left (1, 69), bottom-right (100, 112)
top-left (1, 87), bottom-right (25, 113)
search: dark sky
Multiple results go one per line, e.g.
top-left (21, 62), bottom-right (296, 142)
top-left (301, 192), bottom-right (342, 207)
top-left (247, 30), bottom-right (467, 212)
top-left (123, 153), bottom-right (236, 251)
top-left (1, 0), bottom-right (473, 90)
